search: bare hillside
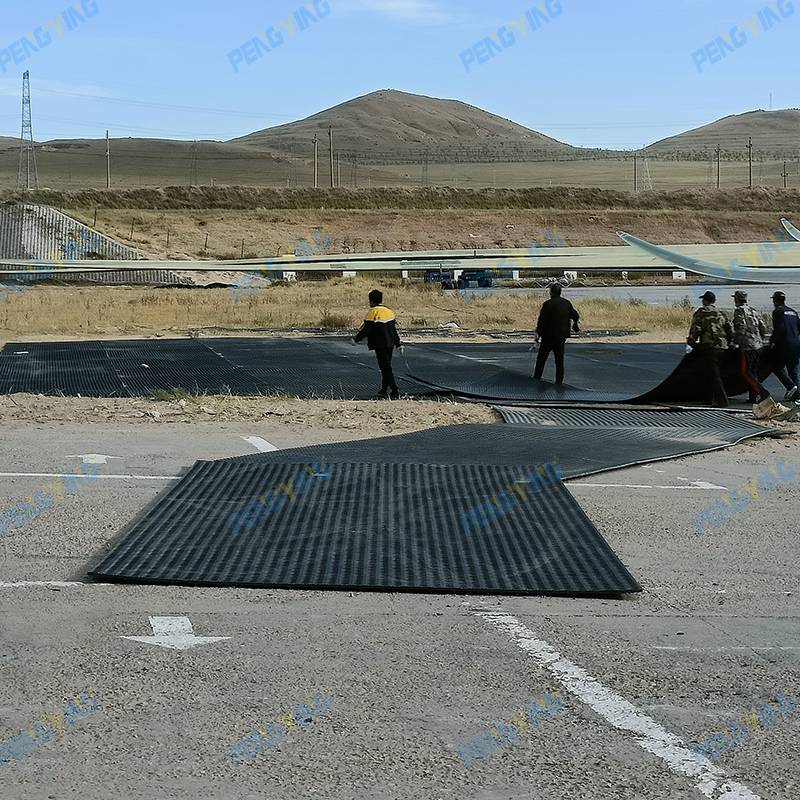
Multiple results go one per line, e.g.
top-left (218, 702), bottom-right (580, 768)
top-left (647, 109), bottom-right (800, 156)
top-left (232, 89), bottom-right (577, 161)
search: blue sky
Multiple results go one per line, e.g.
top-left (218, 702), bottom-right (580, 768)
top-left (0, 0), bottom-right (796, 148)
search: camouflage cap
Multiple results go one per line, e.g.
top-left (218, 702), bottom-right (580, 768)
top-left (700, 291), bottom-right (717, 303)
top-left (733, 290), bottom-right (748, 301)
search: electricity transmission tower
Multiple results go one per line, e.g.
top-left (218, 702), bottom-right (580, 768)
top-left (17, 71), bottom-right (39, 190)
top-left (643, 155), bottom-right (654, 191)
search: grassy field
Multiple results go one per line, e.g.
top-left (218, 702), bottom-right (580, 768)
top-left (0, 279), bottom-right (695, 338)
top-left (1, 152), bottom-right (795, 192)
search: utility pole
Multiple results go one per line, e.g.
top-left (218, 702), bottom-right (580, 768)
top-left (328, 125), bottom-right (334, 189)
top-left (313, 134), bottom-right (319, 188)
top-left (633, 152), bottom-right (638, 193)
top-left (17, 71), bottom-right (39, 190)
top-left (105, 130), bottom-right (111, 189)
top-left (747, 136), bottom-right (753, 187)
top-left (189, 140), bottom-right (198, 186)
top-left (337, 152), bottom-right (341, 188)
top-left (782, 160), bottom-right (789, 188)
top-left (715, 144), bottom-right (721, 189)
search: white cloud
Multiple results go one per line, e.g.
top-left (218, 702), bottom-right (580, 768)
top-left (335, 0), bottom-right (452, 24)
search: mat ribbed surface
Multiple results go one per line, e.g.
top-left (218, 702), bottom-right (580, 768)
top-left (494, 407), bottom-right (766, 433)
top-left (0, 338), bottom-right (425, 399)
top-left (88, 461), bottom-right (641, 595)
top-left (221, 419), bottom-right (768, 477)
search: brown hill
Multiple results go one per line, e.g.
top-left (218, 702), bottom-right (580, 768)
top-left (647, 109), bottom-right (800, 156)
top-left (232, 89), bottom-right (577, 162)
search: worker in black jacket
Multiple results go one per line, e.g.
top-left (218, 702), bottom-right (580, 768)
top-left (533, 285), bottom-right (580, 385)
top-left (354, 289), bottom-right (402, 399)
top-left (770, 291), bottom-right (800, 401)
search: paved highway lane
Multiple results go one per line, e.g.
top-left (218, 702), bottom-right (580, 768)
top-left (0, 422), bottom-right (797, 799)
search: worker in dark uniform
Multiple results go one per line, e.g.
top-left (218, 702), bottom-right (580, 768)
top-left (354, 289), bottom-right (402, 399)
top-left (769, 291), bottom-right (800, 401)
top-left (731, 290), bottom-right (770, 407)
top-left (533, 285), bottom-right (580, 385)
top-left (687, 290), bottom-right (733, 408)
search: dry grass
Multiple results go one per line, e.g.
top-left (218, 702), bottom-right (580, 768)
top-left (0, 279), bottom-right (694, 338)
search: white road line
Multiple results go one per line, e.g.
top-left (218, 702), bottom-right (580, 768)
top-left (0, 581), bottom-right (112, 589)
top-left (0, 472), bottom-right (176, 481)
top-left (241, 436), bottom-right (279, 452)
top-left (654, 646), bottom-right (800, 652)
top-left (569, 483), bottom-right (727, 491)
top-left (474, 607), bottom-right (761, 800)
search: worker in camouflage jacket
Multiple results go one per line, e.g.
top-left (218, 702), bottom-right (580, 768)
top-left (731, 289), bottom-right (769, 406)
top-left (687, 291), bottom-right (733, 407)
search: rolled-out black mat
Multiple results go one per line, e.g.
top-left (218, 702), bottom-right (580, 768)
top-left (88, 461), bottom-right (641, 596)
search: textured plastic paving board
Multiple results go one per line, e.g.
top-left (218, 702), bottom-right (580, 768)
top-left (88, 461), bottom-right (641, 596)
top-left (402, 342), bottom-right (781, 404)
top-left (220, 417), bottom-right (768, 477)
top-left (0, 337), bottom-right (781, 403)
top-left (0, 338), bottom-right (426, 398)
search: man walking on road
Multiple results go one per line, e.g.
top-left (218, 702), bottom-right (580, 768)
top-left (354, 289), bottom-right (402, 400)
top-left (731, 290), bottom-right (770, 408)
top-left (533, 285), bottom-right (580, 385)
top-left (687, 291), bottom-right (732, 408)
top-left (769, 291), bottom-right (800, 402)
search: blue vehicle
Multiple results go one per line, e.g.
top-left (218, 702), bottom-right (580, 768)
top-left (457, 269), bottom-right (494, 289)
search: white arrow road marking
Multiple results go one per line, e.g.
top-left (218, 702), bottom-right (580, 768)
top-left (121, 616), bottom-right (230, 651)
top-left (242, 436), bottom-right (279, 452)
top-left (66, 454), bottom-right (123, 465)
top-left (473, 607), bottom-right (761, 800)
top-left (676, 477), bottom-right (728, 490)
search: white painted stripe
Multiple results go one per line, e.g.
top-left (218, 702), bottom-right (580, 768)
top-left (0, 581), bottom-right (113, 589)
top-left (654, 646), bottom-right (800, 652)
top-left (474, 607), bottom-right (760, 800)
top-left (241, 436), bottom-right (279, 453)
top-left (0, 472), bottom-right (176, 481)
top-left (569, 483), bottom-right (727, 491)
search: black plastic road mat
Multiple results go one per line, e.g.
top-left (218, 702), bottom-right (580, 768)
top-left (0, 336), bottom-right (782, 404)
top-left (0, 338), bottom-right (426, 399)
top-left (88, 461), bottom-right (641, 596)
top-left (400, 341), bottom-right (782, 405)
top-left (218, 414), bottom-right (768, 478)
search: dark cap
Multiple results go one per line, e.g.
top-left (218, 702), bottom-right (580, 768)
top-left (773, 291), bottom-right (786, 302)
top-left (733, 290), bottom-right (748, 301)
top-left (700, 291), bottom-right (716, 303)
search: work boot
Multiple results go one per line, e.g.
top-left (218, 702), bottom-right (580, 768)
top-left (774, 403), bottom-right (799, 421)
top-left (785, 386), bottom-right (799, 401)
top-left (754, 397), bottom-right (777, 420)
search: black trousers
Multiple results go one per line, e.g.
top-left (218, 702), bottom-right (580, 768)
top-left (697, 346), bottom-right (728, 407)
top-left (374, 347), bottom-right (398, 396)
top-left (739, 349), bottom-right (768, 403)
top-left (534, 337), bottom-right (566, 384)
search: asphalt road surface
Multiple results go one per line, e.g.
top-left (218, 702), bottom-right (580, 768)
top-left (0, 420), bottom-right (798, 800)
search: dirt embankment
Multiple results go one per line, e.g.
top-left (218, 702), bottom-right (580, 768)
top-left (3, 185), bottom-right (800, 212)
